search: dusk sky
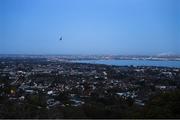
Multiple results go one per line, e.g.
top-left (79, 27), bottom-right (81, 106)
top-left (0, 0), bottom-right (180, 55)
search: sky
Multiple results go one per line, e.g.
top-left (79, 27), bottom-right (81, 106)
top-left (0, 0), bottom-right (180, 55)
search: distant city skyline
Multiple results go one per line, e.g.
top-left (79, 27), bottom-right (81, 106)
top-left (0, 0), bottom-right (180, 55)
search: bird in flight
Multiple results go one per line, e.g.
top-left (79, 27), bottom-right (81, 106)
top-left (59, 36), bottom-right (62, 41)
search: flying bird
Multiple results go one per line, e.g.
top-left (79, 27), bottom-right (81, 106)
top-left (59, 36), bottom-right (62, 41)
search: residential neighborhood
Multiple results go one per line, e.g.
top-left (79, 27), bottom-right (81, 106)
top-left (0, 56), bottom-right (180, 118)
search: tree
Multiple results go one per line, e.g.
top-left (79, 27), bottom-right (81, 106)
top-left (143, 90), bottom-right (180, 118)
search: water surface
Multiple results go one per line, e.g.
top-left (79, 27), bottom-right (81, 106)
top-left (73, 60), bottom-right (180, 68)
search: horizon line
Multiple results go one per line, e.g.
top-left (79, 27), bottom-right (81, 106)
top-left (0, 53), bottom-right (180, 57)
